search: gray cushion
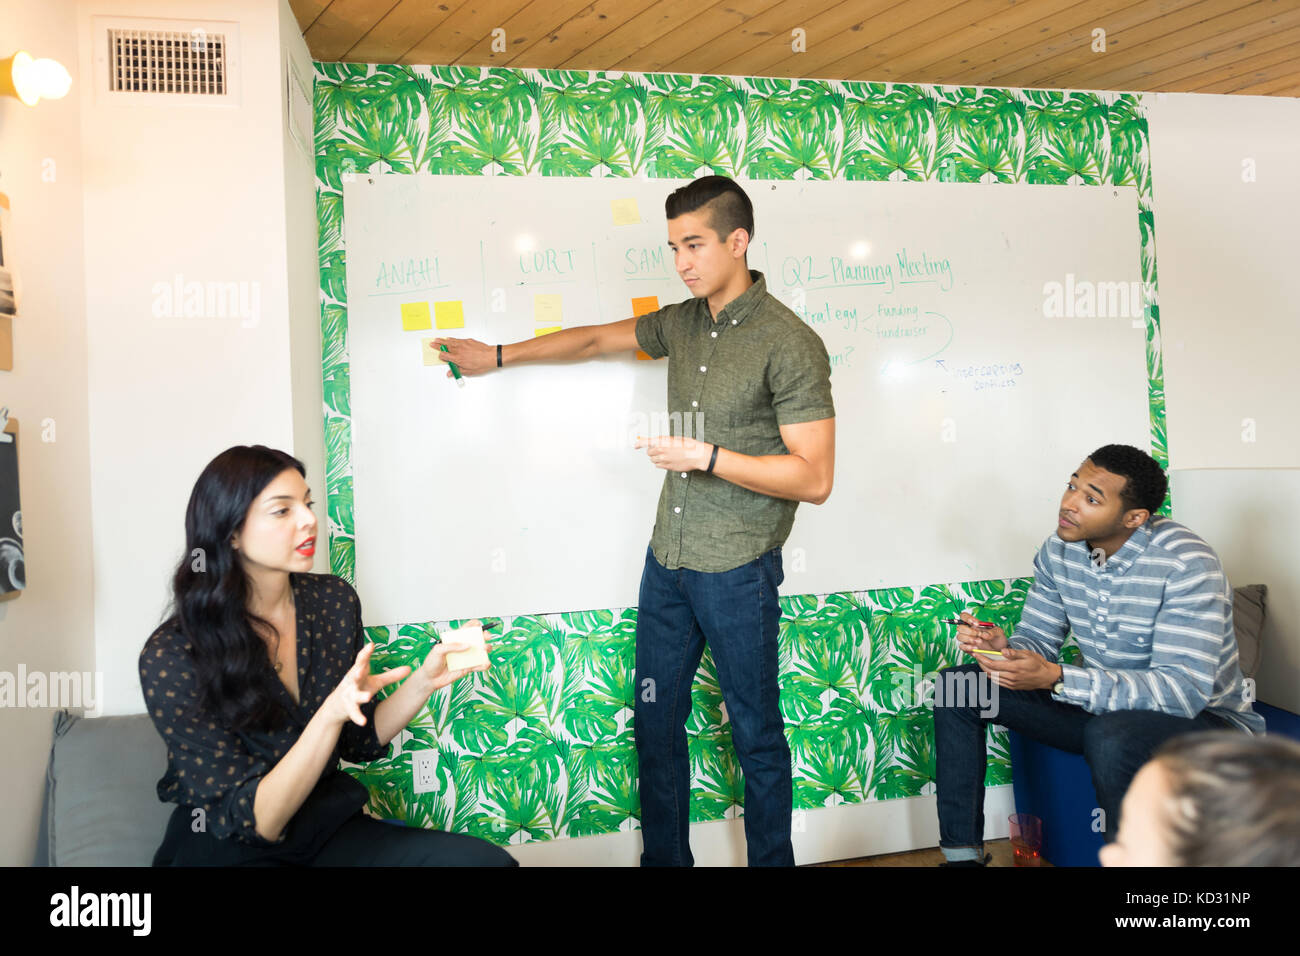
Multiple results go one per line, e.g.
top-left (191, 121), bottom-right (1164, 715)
top-left (1232, 584), bottom-right (1267, 680)
top-left (45, 710), bottom-right (173, 866)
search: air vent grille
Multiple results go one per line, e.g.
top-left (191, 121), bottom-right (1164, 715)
top-left (108, 29), bottom-right (227, 95)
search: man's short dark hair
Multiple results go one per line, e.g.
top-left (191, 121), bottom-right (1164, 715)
top-left (664, 175), bottom-right (755, 245)
top-left (1087, 444), bottom-right (1168, 514)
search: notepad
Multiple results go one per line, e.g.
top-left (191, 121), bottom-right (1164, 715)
top-left (421, 337), bottom-right (441, 365)
top-left (444, 624), bottom-right (488, 670)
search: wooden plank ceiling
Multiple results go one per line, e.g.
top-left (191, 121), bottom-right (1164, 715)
top-left (290, 0), bottom-right (1300, 97)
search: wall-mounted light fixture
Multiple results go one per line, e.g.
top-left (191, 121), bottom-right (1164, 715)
top-left (0, 51), bottom-right (72, 105)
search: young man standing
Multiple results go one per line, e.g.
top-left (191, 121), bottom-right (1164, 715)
top-left (433, 176), bottom-right (836, 866)
top-left (933, 444), bottom-right (1264, 866)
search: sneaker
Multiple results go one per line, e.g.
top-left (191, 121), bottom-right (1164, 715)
top-left (939, 853), bottom-right (992, 867)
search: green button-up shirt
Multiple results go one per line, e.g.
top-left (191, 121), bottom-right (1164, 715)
top-left (635, 270), bottom-right (835, 572)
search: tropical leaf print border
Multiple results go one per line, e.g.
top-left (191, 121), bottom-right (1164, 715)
top-left (315, 64), bottom-right (1158, 845)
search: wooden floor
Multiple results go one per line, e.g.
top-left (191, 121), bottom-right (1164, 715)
top-left (810, 838), bottom-right (1048, 867)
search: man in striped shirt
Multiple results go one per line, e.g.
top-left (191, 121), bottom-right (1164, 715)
top-left (933, 444), bottom-right (1264, 866)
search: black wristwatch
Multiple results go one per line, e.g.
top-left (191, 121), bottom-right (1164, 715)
top-left (1051, 666), bottom-right (1066, 695)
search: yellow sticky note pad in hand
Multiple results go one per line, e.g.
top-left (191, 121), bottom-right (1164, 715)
top-left (434, 300), bottom-right (465, 329)
top-left (420, 337), bottom-right (442, 366)
top-left (611, 197), bottom-right (641, 226)
top-left (444, 624), bottom-right (488, 670)
top-left (535, 326), bottom-right (562, 336)
top-left (534, 293), bottom-right (562, 326)
top-left (401, 301), bottom-right (432, 331)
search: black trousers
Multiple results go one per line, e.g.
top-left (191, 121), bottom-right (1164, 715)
top-left (309, 813), bottom-right (518, 866)
top-left (153, 770), bottom-right (517, 867)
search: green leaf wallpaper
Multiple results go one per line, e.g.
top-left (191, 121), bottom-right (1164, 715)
top-left (314, 63), bottom-right (1155, 847)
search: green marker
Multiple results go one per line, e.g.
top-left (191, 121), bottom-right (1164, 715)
top-left (440, 344), bottom-right (465, 389)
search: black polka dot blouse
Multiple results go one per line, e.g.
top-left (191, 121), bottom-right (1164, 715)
top-left (138, 573), bottom-right (389, 846)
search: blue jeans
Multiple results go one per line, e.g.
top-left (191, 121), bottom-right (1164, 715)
top-left (933, 662), bottom-right (1238, 857)
top-left (633, 543), bottom-right (793, 866)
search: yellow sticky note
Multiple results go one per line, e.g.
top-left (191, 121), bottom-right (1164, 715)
top-left (421, 337), bottom-right (442, 366)
top-left (534, 294), bottom-right (562, 325)
top-left (401, 301), bottom-right (432, 331)
top-left (535, 326), bottom-right (562, 336)
top-left (631, 295), bottom-right (659, 316)
top-left (445, 624), bottom-right (488, 670)
top-left (434, 300), bottom-right (465, 329)
top-left (611, 197), bottom-right (641, 226)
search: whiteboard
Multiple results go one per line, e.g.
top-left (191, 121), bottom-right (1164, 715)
top-left (342, 174), bottom-right (1148, 626)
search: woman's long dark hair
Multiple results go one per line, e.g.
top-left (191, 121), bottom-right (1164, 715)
top-left (161, 445), bottom-right (306, 733)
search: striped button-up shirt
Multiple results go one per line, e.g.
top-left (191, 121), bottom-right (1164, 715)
top-left (1008, 516), bottom-right (1264, 734)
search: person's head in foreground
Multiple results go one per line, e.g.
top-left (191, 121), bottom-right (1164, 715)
top-left (1100, 731), bottom-right (1300, 866)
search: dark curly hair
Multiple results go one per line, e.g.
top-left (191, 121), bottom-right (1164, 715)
top-left (158, 445), bottom-right (306, 733)
top-left (1087, 444), bottom-right (1168, 514)
top-left (664, 175), bottom-right (755, 246)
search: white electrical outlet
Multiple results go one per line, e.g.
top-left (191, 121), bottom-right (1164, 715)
top-left (412, 749), bottom-right (439, 794)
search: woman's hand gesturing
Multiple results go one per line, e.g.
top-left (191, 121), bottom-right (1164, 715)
top-left (323, 643), bottom-right (412, 727)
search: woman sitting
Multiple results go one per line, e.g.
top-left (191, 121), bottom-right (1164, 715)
top-left (139, 444), bottom-right (516, 866)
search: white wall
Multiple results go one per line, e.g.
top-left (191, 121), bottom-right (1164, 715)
top-left (1170, 469), bottom-right (1300, 713)
top-left (1144, 92), bottom-right (1300, 471)
top-left (280, 0), bottom-right (326, 557)
top-left (0, 0), bottom-right (95, 867)
top-left (1146, 91), bottom-right (1300, 712)
top-left (0, 0), bottom-right (319, 865)
top-left (76, 0), bottom-right (321, 718)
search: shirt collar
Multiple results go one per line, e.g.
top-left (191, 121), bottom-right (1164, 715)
top-left (707, 270), bottom-right (766, 327)
top-left (1097, 518), bottom-right (1153, 575)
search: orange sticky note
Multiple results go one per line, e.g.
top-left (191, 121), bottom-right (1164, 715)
top-left (421, 337), bottom-right (442, 366)
top-left (611, 197), bottom-right (640, 226)
top-left (401, 301), bottom-right (432, 331)
top-left (631, 295), bottom-right (659, 316)
top-left (434, 300), bottom-right (464, 329)
top-left (631, 296), bottom-right (659, 359)
top-left (534, 326), bottom-right (562, 336)
top-left (534, 294), bottom-right (562, 326)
